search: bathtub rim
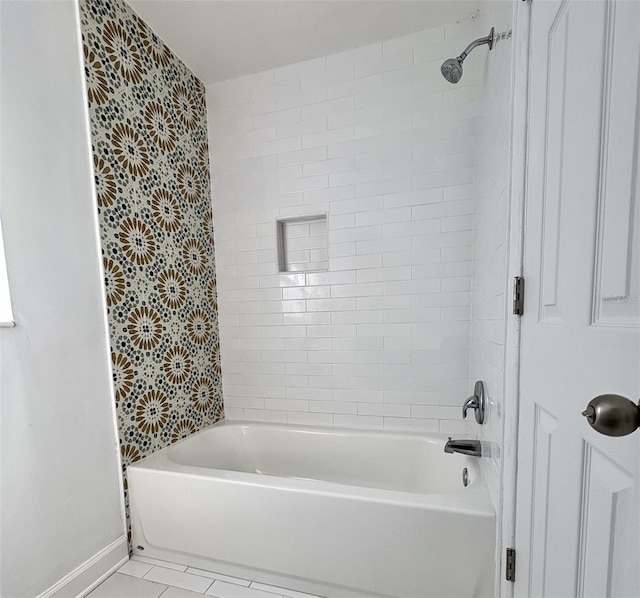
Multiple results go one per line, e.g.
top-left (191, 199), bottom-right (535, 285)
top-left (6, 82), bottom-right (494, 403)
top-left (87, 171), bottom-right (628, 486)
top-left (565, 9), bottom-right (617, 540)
top-left (128, 420), bottom-right (494, 517)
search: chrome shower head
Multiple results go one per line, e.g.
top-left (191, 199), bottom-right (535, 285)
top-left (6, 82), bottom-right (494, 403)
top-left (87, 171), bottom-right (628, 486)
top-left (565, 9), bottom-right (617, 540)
top-left (440, 27), bottom-right (495, 84)
top-left (441, 57), bottom-right (464, 84)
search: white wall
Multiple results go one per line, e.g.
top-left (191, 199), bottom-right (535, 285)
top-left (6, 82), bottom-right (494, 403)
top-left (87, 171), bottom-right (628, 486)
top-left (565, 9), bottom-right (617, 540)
top-left (469, 1), bottom-right (515, 513)
top-left (207, 18), bottom-right (488, 433)
top-left (0, 2), bottom-right (127, 596)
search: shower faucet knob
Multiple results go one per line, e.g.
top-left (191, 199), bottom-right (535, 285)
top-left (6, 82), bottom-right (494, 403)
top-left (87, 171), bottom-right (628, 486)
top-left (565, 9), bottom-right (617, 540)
top-left (462, 381), bottom-right (486, 425)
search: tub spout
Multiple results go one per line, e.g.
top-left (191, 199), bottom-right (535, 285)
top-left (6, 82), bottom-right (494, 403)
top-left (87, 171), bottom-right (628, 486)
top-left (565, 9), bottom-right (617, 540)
top-left (444, 437), bottom-right (482, 457)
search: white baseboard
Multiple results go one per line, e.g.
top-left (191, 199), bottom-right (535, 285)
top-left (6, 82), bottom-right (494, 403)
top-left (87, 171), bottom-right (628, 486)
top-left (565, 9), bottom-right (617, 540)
top-left (36, 536), bottom-right (128, 598)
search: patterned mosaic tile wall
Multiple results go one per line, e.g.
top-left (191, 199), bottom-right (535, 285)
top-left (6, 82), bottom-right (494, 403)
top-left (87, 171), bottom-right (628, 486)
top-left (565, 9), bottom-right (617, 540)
top-left (79, 0), bottom-right (223, 533)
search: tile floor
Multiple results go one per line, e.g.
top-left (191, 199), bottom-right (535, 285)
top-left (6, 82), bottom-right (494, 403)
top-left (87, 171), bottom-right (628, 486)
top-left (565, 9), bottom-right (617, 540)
top-left (87, 556), bottom-right (325, 598)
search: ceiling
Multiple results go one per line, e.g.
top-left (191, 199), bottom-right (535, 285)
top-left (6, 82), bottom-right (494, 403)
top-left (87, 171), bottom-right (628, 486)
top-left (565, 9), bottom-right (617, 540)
top-left (127, 0), bottom-right (483, 84)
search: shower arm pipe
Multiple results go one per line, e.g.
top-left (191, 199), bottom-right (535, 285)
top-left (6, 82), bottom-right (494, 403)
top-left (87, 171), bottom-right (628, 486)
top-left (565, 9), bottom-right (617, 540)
top-left (458, 27), bottom-right (495, 61)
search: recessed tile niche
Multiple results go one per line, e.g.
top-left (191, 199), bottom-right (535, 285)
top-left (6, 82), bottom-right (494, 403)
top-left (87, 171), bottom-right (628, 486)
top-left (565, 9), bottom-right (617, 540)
top-left (277, 215), bottom-right (328, 273)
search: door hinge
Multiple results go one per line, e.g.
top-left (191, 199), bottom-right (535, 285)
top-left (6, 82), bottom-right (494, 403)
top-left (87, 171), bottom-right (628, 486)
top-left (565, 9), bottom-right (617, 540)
top-left (506, 548), bottom-right (516, 582)
top-left (513, 276), bottom-right (525, 315)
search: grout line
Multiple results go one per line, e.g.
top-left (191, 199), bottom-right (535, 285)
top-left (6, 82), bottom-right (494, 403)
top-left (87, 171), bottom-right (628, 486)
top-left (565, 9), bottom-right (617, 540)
top-left (203, 579), bottom-right (216, 594)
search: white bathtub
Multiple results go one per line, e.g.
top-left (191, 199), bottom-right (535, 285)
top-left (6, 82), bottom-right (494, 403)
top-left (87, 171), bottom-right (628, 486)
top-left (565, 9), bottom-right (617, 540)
top-left (129, 421), bottom-right (495, 597)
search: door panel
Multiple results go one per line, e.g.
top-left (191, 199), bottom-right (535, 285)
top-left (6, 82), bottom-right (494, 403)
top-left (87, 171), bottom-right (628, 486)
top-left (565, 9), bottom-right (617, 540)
top-left (577, 443), bottom-right (634, 598)
top-left (515, 0), bottom-right (639, 596)
top-left (539, 1), bottom-right (569, 325)
top-left (593, 1), bottom-right (640, 326)
top-left (528, 406), bottom-right (557, 597)
top-left (592, 0), bottom-right (640, 327)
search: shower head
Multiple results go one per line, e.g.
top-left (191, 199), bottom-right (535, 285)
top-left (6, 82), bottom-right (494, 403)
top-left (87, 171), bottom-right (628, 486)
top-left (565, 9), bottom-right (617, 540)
top-left (441, 57), bottom-right (464, 84)
top-left (440, 27), bottom-right (495, 84)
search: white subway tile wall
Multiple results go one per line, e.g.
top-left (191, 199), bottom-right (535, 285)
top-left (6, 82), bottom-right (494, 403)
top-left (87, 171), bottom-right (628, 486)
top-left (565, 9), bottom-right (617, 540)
top-left (207, 20), bottom-right (487, 433)
top-left (469, 4), bottom-right (515, 511)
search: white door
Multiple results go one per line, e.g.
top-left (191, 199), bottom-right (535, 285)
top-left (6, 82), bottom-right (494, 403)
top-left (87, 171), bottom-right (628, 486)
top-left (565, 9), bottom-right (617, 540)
top-left (515, 0), bottom-right (640, 596)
